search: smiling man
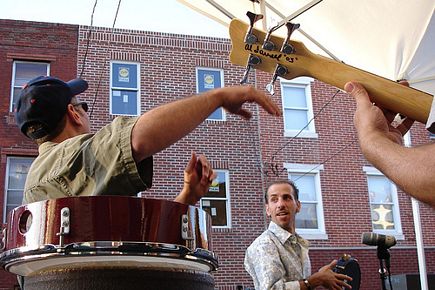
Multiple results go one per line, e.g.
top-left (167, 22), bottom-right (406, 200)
top-left (244, 180), bottom-right (352, 290)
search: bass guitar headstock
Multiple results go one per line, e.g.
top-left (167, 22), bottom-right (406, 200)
top-left (229, 16), bottom-right (315, 95)
top-left (229, 13), bottom-right (434, 126)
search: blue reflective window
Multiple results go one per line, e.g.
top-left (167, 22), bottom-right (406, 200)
top-left (196, 68), bottom-right (224, 120)
top-left (110, 62), bottom-right (139, 116)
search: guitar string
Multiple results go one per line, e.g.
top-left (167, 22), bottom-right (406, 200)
top-left (260, 87), bottom-right (358, 183)
top-left (238, 3), bottom-right (358, 183)
top-left (272, 88), bottom-right (341, 158)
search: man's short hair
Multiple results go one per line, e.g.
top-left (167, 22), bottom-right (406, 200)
top-left (264, 179), bottom-right (299, 203)
top-left (15, 76), bottom-right (88, 139)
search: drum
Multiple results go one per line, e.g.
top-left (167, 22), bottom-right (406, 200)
top-left (0, 196), bottom-right (218, 290)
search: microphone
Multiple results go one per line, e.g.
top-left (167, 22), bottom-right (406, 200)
top-left (361, 232), bottom-right (396, 248)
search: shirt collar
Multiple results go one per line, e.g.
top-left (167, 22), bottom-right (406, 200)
top-left (268, 221), bottom-right (309, 248)
top-left (38, 141), bottom-right (58, 154)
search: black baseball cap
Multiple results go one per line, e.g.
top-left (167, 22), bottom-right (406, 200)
top-left (15, 76), bottom-right (89, 139)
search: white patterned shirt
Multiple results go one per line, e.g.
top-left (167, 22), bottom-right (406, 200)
top-left (244, 221), bottom-right (311, 290)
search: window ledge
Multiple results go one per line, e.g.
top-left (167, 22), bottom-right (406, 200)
top-left (7, 53), bottom-right (57, 62)
top-left (284, 131), bottom-right (318, 139)
top-left (374, 231), bottom-right (405, 241)
top-left (206, 118), bottom-right (226, 122)
top-left (212, 227), bottom-right (232, 232)
top-left (298, 232), bottom-right (328, 240)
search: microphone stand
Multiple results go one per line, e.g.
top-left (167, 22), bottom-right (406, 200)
top-left (377, 246), bottom-right (392, 290)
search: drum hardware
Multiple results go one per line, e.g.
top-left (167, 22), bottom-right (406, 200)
top-left (0, 226), bottom-right (6, 251)
top-left (0, 241), bottom-right (218, 277)
top-left (181, 214), bottom-right (194, 241)
top-left (0, 196), bottom-right (218, 285)
top-left (56, 207), bottom-right (70, 247)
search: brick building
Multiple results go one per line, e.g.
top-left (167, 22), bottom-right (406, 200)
top-left (0, 19), bottom-right (434, 289)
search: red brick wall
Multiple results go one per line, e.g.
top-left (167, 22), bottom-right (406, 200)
top-left (0, 19), bottom-right (79, 289)
top-left (75, 26), bottom-right (265, 288)
top-left (0, 20), bottom-right (433, 290)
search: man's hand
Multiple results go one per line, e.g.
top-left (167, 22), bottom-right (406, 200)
top-left (345, 81), bottom-right (414, 145)
top-left (175, 151), bottom-right (216, 206)
top-left (308, 260), bottom-right (352, 290)
top-left (213, 86), bottom-right (281, 120)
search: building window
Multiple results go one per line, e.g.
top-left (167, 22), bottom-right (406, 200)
top-left (363, 167), bottom-right (403, 238)
top-left (284, 163), bottom-right (327, 239)
top-left (280, 77), bottom-right (317, 138)
top-left (4, 157), bottom-right (34, 223)
top-left (196, 67), bottom-right (225, 121)
top-left (200, 170), bottom-right (231, 228)
top-left (110, 61), bottom-right (140, 116)
top-left (10, 61), bottom-right (50, 112)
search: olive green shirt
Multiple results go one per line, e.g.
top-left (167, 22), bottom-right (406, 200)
top-left (23, 116), bottom-right (152, 204)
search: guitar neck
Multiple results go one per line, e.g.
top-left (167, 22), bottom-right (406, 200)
top-left (306, 53), bottom-right (432, 124)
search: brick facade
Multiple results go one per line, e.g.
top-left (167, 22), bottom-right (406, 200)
top-left (0, 19), bottom-right (433, 290)
top-left (0, 19), bottom-right (80, 289)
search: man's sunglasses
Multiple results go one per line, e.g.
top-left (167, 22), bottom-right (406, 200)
top-left (72, 101), bottom-right (89, 112)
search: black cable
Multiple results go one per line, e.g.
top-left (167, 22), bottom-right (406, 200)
top-left (386, 261), bottom-right (393, 290)
top-left (79, 0), bottom-right (98, 79)
top-left (88, 0), bottom-right (122, 120)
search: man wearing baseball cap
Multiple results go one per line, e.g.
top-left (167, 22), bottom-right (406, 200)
top-left (16, 76), bottom-right (280, 204)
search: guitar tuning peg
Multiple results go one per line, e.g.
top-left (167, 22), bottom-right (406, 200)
top-left (265, 65), bottom-right (288, 96)
top-left (244, 11), bottom-right (263, 44)
top-left (281, 22), bottom-right (300, 54)
top-left (262, 24), bottom-right (281, 51)
top-left (240, 54), bottom-right (261, 84)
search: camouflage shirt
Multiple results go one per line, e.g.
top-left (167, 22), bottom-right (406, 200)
top-left (23, 116), bottom-right (152, 204)
top-left (244, 221), bottom-right (311, 290)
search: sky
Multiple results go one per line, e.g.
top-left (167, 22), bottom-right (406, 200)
top-left (0, 0), bottom-right (229, 38)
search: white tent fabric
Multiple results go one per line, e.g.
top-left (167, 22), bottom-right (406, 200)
top-left (178, 0), bottom-right (435, 97)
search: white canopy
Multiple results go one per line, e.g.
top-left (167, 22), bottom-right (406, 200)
top-left (178, 0), bottom-right (435, 96)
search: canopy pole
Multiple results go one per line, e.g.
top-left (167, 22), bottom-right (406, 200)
top-left (412, 198), bottom-right (428, 290)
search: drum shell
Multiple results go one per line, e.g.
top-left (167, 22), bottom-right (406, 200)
top-left (23, 267), bottom-right (215, 290)
top-left (3, 196), bottom-right (212, 252)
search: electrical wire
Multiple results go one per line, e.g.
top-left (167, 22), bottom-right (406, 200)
top-left (79, 0), bottom-right (98, 79)
top-left (87, 0), bottom-right (122, 120)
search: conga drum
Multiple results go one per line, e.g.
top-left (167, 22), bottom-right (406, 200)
top-left (0, 196), bottom-right (218, 290)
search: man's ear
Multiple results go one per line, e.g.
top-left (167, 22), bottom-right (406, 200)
top-left (265, 204), bottom-right (271, 217)
top-left (296, 200), bottom-right (301, 213)
top-left (66, 104), bottom-right (83, 126)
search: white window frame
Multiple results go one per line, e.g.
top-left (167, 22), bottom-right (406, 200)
top-left (110, 61), bottom-right (140, 116)
top-left (363, 166), bottom-right (404, 240)
top-left (195, 67), bottom-right (226, 121)
top-left (3, 156), bottom-right (34, 223)
top-left (200, 169), bottom-right (231, 228)
top-left (10, 60), bottom-right (50, 112)
top-left (280, 77), bottom-right (318, 138)
top-left (284, 163), bottom-right (327, 240)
